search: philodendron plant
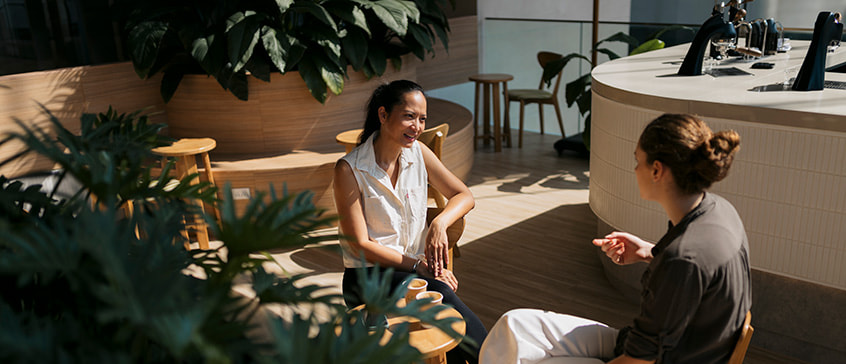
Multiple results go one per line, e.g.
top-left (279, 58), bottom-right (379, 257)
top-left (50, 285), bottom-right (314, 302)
top-left (542, 26), bottom-right (690, 150)
top-left (119, 0), bottom-right (453, 103)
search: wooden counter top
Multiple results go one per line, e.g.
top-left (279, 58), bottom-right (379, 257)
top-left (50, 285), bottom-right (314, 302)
top-left (591, 40), bottom-right (846, 133)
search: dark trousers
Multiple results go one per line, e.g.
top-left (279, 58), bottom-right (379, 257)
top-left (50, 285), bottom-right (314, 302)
top-left (343, 267), bottom-right (488, 364)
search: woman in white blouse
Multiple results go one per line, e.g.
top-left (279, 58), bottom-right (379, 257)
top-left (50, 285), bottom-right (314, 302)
top-left (333, 80), bottom-right (487, 364)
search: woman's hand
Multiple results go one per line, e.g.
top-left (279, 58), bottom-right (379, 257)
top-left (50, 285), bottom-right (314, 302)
top-left (425, 222), bottom-right (450, 277)
top-left (592, 231), bottom-right (655, 265)
top-left (435, 269), bottom-right (458, 292)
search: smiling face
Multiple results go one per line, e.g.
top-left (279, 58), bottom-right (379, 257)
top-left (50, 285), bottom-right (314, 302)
top-left (378, 90), bottom-right (427, 148)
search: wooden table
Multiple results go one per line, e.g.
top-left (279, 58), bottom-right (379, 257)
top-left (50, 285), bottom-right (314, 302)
top-left (383, 306), bottom-right (466, 364)
top-left (152, 137), bottom-right (217, 250)
top-left (468, 73), bottom-right (513, 152)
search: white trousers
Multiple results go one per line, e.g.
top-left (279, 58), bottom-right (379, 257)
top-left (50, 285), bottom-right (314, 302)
top-left (479, 309), bottom-right (619, 364)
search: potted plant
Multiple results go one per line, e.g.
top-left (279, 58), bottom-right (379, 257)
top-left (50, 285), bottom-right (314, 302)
top-left (0, 107), bottom-right (466, 362)
top-left (543, 26), bottom-right (690, 152)
top-left (118, 0), bottom-right (453, 103)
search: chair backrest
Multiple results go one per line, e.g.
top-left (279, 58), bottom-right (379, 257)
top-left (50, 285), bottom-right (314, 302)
top-left (537, 51), bottom-right (565, 98)
top-left (418, 123), bottom-right (449, 208)
top-left (418, 123), bottom-right (449, 158)
top-left (728, 311), bottom-right (754, 364)
top-left (426, 207), bottom-right (464, 272)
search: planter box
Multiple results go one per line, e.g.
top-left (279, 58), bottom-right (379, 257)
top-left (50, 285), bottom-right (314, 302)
top-left (165, 63), bottom-right (416, 157)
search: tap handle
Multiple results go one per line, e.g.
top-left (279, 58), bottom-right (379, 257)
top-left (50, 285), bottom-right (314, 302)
top-left (735, 46), bottom-right (763, 57)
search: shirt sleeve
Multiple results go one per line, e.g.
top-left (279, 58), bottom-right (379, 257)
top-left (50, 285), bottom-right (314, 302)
top-left (624, 257), bottom-right (706, 360)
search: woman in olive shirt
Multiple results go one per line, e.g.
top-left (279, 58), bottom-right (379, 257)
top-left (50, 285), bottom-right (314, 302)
top-left (480, 114), bottom-right (751, 364)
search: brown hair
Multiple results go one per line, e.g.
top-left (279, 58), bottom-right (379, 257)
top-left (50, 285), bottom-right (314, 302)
top-left (638, 114), bottom-right (741, 194)
top-left (360, 80), bottom-right (426, 146)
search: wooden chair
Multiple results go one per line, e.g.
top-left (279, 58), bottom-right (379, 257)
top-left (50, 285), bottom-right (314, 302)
top-left (728, 310), bottom-right (754, 364)
top-left (426, 207), bottom-right (464, 272)
top-left (418, 123), bottom-right (449, 208)
top-left (505, 51), bottom-right (567, 147)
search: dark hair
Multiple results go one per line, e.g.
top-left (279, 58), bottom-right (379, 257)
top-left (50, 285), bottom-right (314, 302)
top-left (639, 113), bottom-right (741, 194)
top-left (359, 80), bottom-right (426, 145)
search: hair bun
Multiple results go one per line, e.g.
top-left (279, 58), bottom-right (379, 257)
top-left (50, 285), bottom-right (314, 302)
top-left (697, 130), bottom-right (740, 183)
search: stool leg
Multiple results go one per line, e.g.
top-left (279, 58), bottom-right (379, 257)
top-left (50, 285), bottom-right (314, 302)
top-left (175, 156), bottom-right (210, 250)
top-left (483, 83), bottom-right (491, 147)
top-left (473, 82), bottom-right (481, 150)
top-left (200, 152), bottom-right (221, 225)
top-left (492, 82), bottom-right (502, 152)
top-left (503, 82), bottom-right (512, 148)
top-left (519, 100), bottom-right (526, 148)
top-left (424, 354), bottom-right (447, 364)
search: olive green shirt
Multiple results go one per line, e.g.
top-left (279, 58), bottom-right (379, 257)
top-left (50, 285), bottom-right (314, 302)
top-left (624, 193), bottom-right (752, 363)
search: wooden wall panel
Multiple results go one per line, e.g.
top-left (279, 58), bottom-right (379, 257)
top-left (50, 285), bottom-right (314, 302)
top-left (415, 16), bottom-right (479, 91)
top-left (0, 64), bottom-right (163, 178)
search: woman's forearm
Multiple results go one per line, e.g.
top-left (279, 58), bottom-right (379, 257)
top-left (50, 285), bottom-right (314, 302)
top-left (349, 239), bottom-right (421, 272)
top-left (430, 189), bottom-right (474, 231)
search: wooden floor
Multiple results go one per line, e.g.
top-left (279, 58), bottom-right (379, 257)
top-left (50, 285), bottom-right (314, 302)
top-left (269, 130), bottom-right (800, 364)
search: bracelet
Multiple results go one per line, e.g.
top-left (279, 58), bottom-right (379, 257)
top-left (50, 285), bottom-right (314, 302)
top-left (410, 259), bottom-right (422, 273)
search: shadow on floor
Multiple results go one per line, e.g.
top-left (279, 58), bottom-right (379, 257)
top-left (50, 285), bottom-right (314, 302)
top-left (466, 143), bottom-right (590, 193)
top-left (453, 203), bottom-right (639, 330)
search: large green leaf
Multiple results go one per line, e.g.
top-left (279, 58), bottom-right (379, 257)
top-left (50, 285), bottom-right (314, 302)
top-left (565, 73), bottom-right (591, 108)
top-left (395, 0), bottom-right (421, 23)
top-left (274, 0), bottom-right (294, 15)
top-left (324, 1), bottom-right (371, 37)
top-left (370, 0), bottom-right (412, 36)
top-left (595, 31), bottom-right (639, 49)
top-left (406, 23), bottom-right (433, 60)
top-left (297, 58), bottom-right (328, 103)
top-left (426, 13), bottom-right (450, 53)
top-left (366, 45), bottom-right (387, 76)
top-left (542, 53), bottom-right (590, 85)
top-left (245, 56), bottom-right (271, 82)
top-left (575, 84), bottom-right (591, 115)
top-left (160, 70), bottom-right (184, 103)
top-left (340, 27), bottom-right (369, 70)
top-left (227, 72), bottom-right (249, 101)
top-left (191, 34), bottom-right (227, 76)
top-left (309, 25), bottom-right (343, 60)
top-left (128, 21), bottom-right (168, 79)
top-left (291, 2), bottom-right (338, 33)
top-left (321, 64), bottom-right (345, 96)
top-left (262, 27), bottom-right (304, 73)
top-left (646, 24), bottom-right (695, 42)
top-left (596, 47), bottom-right (622, 61)
top-left (630, 38), bottom-right (665, 56)
top-left (226, 12), bottom-right (263, 73)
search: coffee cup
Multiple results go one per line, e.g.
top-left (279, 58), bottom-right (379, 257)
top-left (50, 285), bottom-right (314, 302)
top-left (416, 291), bottom-right (443, 310)
top-left (405, 278), bottom-right (428, 303)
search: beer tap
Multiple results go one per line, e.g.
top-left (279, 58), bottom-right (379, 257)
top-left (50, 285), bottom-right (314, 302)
top-left (792, 11), bottom-right (844, 90)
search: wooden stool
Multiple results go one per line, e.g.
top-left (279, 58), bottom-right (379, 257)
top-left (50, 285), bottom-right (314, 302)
top-left (152, 138), bottom-right (218, 250)
top-left (468, 73), bottom-right (513, 152)
top-left (335, 129), bottom-right (363, 153)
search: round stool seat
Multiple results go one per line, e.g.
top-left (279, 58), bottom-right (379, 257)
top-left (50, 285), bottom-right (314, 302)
top-left (152, 138), bottom-right (216, 157)
top-left (468, 73), bottom-right (514, 83)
